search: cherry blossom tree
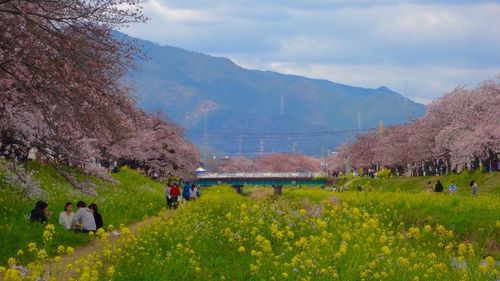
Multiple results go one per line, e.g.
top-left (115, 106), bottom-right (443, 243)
top-left (0, 0), bottom-right (200, 188)
top-left (331, 78), bottom-right (500, 174)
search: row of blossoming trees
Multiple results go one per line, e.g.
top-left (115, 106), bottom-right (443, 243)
top-left (211, 154), bottom-right (322, 173)
top-left (0, 0), bottom-right (199, 191)
top-left (328, 80), bottom-right (500, 176)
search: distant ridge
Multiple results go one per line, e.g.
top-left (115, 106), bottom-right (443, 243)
top-left (123, 32), bottom-right (426, 157)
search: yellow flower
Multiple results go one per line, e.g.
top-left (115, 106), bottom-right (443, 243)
top-left (458, 243), bottom-right (467, 255)
top-left (7, 257), bottom-right (16, 266)
top-left (66, 246), bottom-right (75, 255)
top-left (381, 246), bottom-right (391, 255)
top-left (282, 272), bottom-right (288, 278)
top-left (485, 256), bottom-right (495, 267)
top-left (37, 249), bottom-right (48, 260)
top-left (238, 246), bottom-right (246, 253)
top-left (107, 266), bottom-right (115, 278)
top-left (28, 242), bottom-right (37, 252)
top-left (16, 250), bottom-right (24, 256)
top-left (57, 245), bottom-right (65, 255)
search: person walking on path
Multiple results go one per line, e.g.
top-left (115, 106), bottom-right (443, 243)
top-left (165, 183), bottom-right (173, 209)
top-left (434, 180), bottom-right (443, 192)
top-left (170, 183), bottom-right (181, 209)
top-left (182, 182), bottom-right (191, 202)
top-left (71, 201), bottom-right (96, 232)
top-left (426, 181), bottom-right (434, 193)
top-left (448, 181), bottom-right (457, 194)
top-left (469, 180), bottom-right (478, 196)
top-left (190, 184), bottom-right (199, 200)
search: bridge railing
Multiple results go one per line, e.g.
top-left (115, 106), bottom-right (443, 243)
top-left (197, 172), bottom-right (325, 179)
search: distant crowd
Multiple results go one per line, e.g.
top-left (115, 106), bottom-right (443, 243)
top-left (28, 200), bottom-right (103, 232)
top-left (165, 182), bottom-right (200, 209)
top-left (426, 180), bottom-right (478, 195)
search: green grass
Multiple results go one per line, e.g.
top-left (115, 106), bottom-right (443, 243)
top-left (0, 162), bottom-right (166, 263)
top-left (282, 173), bottom-right (500, 258)
top-left (61, 186), bottom-right (498, 281)
top-left (336, 171), bottom-right (500, 194)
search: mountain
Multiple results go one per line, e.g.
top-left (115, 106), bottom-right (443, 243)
top-left (125, 35), bottom-right (426, 157)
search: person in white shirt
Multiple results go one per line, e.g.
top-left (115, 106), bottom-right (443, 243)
top-left (71, 201), bottom-right (96, 232)
top-left (58, 202), bottom-right (75, 229)
top-left (190, 184), bottom-right (199, 200)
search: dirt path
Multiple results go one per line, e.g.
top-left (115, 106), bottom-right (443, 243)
top-left (43, 209), bottom-right (174, 280)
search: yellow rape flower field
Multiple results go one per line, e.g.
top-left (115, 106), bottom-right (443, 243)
top-left (1, 186), bottom-right (499, 280)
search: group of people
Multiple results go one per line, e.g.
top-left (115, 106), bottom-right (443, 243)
top-left (165, 182), bottom-right (200, 209)
top-left (426, 180), bottom-right (478, 195)
top-left (29, 200), bottom-right (103, 232)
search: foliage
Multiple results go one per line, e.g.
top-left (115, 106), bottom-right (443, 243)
top-left (328, 79), bottom-right (500, 172)
top-left (0, 0), bottom-right (198, 182)
top-left (211, 153), bottom-right (321, 172)
top-left (377, 167), bottom-right (392, 179)
top-left (0, 162), bottom-right (166, 264)
top-left (4, 186), bottom-right (498, 280)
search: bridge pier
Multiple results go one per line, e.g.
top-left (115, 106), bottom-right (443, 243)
top-left (273, 185), bottom-right (283, 197)
top-left (232, 185), bottom-right (244, 194)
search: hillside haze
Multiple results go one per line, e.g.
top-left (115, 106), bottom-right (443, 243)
top-left (126, 35), bottom-right (426, 157)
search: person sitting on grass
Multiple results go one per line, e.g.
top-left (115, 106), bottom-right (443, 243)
top-left (59, 202), bottom-right (74, 229)
top-left (89, 203), bottom-right (103, 230)
top-left (448, 181), bottom-right (457, 194)
top-left (29, 200), bottom-right (52, 223)
top-left (71, 201), bottom-right (96, 233)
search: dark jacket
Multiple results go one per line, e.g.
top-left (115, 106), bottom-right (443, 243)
top-left (29, 201), bottom-right (48, 223)
top-left (30, 209), bottom-right (48, 223)
top-left (435, 181), bottom-right (444, 192)
top-left (93, 213), bottom-right (103, 229)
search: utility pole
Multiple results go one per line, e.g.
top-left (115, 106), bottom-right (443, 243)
top-left (238, 135), bottom-right (243, 157)
top-left (357, 110), bottom-right (363, 131)
top-left (280, 95), bottom-right (285, 115)
top-left (259, 139), bottom-right (265, 156)
top-left (202, 116), bottom-right (209, 170)
top-left (346, 135), bottom-right (351, 174)
top-left (291, 141), bottom-right (297, 154)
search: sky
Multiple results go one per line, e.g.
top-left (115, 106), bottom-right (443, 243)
top-left (122, 0), bottom-right (500, 104)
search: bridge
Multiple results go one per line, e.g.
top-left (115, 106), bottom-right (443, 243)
top-left (194, 172), bottom-right (327, 187)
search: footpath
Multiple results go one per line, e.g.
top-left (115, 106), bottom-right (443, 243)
top-left (43, 209), bottom-right (174, 280)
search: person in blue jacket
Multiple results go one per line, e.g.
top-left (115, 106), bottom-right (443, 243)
top-left (182, 182), bottom-right (191, 201)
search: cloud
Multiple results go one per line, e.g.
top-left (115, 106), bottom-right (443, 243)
top-left (233, 59), bottom-right (499, 104)
top-left (121, 0), bottom-right (500, 102)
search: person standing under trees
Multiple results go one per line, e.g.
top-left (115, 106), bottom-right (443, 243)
top-left (435, 180), bottom-right (444, 192)
top-left (470, 180), bottom-right (479, 196)
top-left (448, 181), bottom-right (457, 194)
top-left (426, 181), bottom-right (434, 193)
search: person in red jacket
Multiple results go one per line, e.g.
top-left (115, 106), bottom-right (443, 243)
top-left (170, 183), bottom-right (181, 209)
